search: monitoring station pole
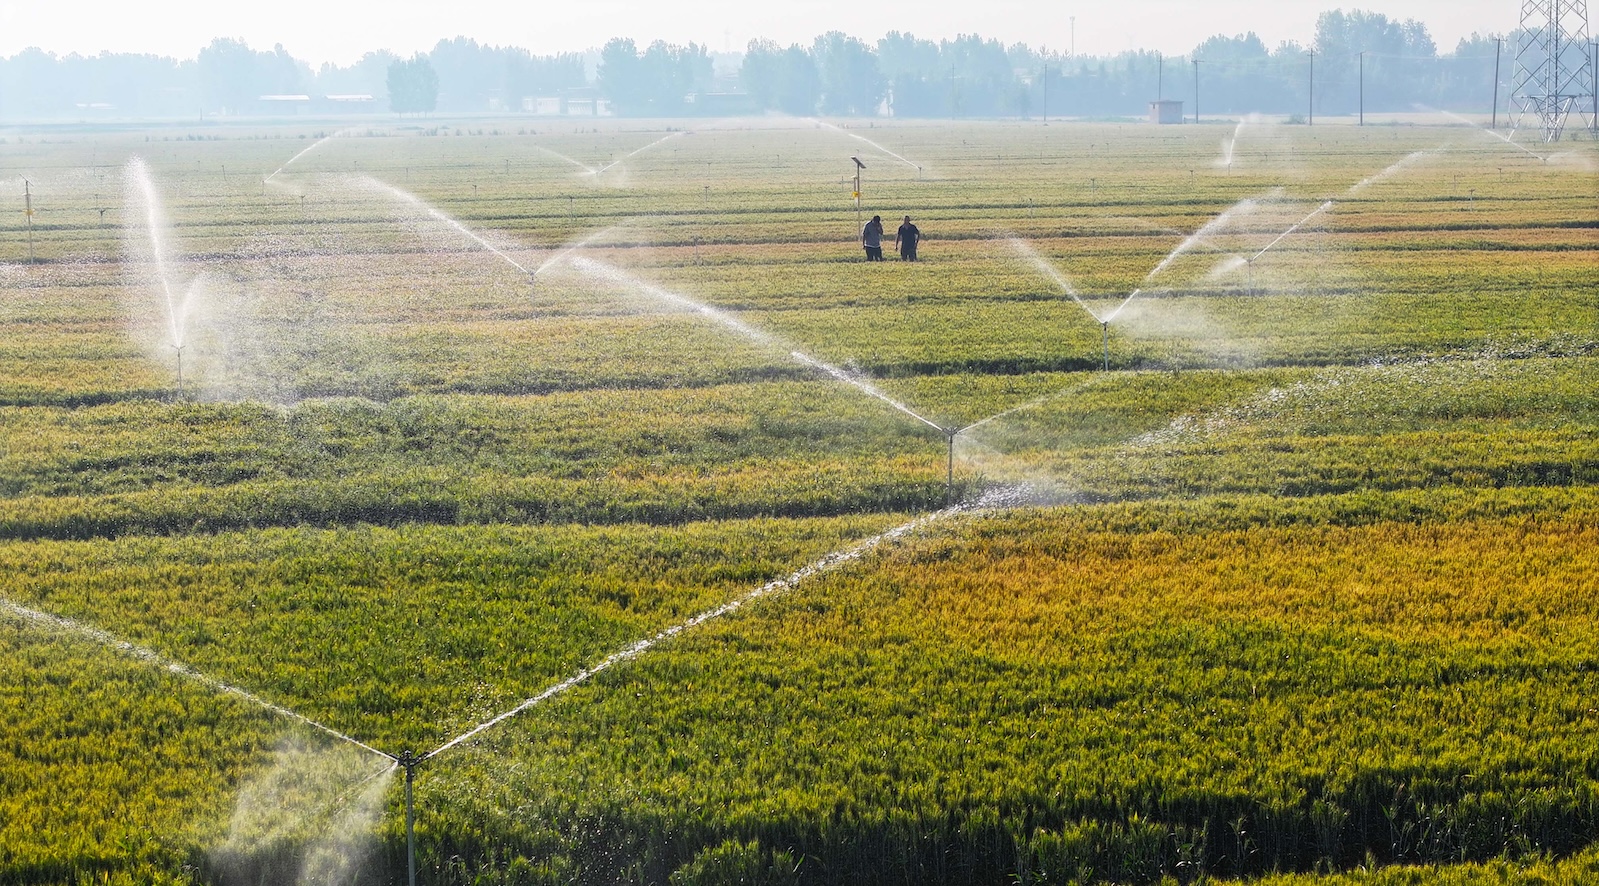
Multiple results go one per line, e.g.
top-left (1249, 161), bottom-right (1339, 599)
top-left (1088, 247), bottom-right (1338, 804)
top-left (851, 156), bottom-right (865, 238)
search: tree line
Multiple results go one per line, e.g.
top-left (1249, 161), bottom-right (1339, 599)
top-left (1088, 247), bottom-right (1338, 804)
top-left (0, 36), bottom-right (584, 118)
top-left (0, 10), bottom-right (1530, 121)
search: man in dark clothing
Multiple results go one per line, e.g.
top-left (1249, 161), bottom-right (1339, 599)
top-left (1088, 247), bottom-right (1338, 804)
top-left (862, 215), bottom-right (885, 260)
top-left (896, 215), bottom-right (922, 261)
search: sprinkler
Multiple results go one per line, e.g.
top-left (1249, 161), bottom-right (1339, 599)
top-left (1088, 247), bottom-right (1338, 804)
top-left (1101, 322), bottom-right (1110, 372)
top-left (529, 269), bottom-right (538, 289)
top-left (174, 344), bottom-right (185, 387)
top-left (398, 749), bottom-right (422, 886)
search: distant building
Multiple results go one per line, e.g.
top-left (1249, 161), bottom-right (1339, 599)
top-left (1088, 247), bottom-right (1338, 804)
top-left (521, 87), bottom-right (611, 116)
top-left (687, 92), bottom-right (758, 116)
top-left (253, 94), bottom-right (378, 116)
top-left (320, 94), bottom-right (378, 114)
top-left (258, 94), bottom-right (311, 115)
top-left (1149, 100), bottom-right (1184, 124)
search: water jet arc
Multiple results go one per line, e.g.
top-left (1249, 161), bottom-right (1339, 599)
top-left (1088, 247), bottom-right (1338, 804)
top-left (0, 597), bottom-right (389, 761)
top-left (1249, 200), bottom-right (1334, 263)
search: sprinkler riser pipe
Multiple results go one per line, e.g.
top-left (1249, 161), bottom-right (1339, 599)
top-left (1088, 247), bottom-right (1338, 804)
top-left (945, 432), bottom-right (956, 506)
top-left (399, 750), bottom-right (418, 886)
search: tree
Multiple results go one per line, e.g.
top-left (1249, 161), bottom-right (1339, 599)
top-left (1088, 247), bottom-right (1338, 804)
top-left (315, 50), bottom-right (398, 103)
top-left (812, 31), bottom-right (884, 115)
top-left (877, 31), bottom-right (943, 117)
top-left (196, 38), bottom-right (308, 114)
top-left (741, 39), bottom-right (819, 114)
top-left (600, 38), bottom-right (711, 115)
top-left (387, 55), bottom-right (438, 113)
top-left (641, 40), bottom-right (712, 106)
top-left (1190, 32), bottom-right (1293, 114)
top-left (598, 37), bottom-right (646, 113)
top-left (1314, 10), bottom-right (1437, 113)
top-left (941, 34), bottom-right (1014, 115)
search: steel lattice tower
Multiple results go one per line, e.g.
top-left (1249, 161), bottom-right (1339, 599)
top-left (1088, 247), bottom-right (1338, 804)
top-left (1511, 0), bottom-right (1595, 141)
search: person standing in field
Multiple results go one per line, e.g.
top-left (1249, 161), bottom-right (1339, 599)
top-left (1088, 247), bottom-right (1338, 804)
top-left (861, 215), bottom-right (885, 261)
top-left (896, 215), bottom-right (922, 261)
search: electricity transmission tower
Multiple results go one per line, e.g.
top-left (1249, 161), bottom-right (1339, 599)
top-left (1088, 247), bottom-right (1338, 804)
top-left (1510, 0), bottom-right (1595, 140)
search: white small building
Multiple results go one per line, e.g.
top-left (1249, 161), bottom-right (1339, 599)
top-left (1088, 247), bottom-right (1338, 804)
top-left (1148, 99), bottom-right (1184, 124)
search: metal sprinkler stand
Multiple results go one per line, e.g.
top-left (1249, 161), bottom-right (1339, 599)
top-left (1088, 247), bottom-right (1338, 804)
top-left (174, 344), bottom-right (185, 388)
top-left (398, 749), bottom-right (420, 886)
top-left (943, 428), bottom-right (958, 505)
top-left (1101, 322), bottom-right (1110, 372)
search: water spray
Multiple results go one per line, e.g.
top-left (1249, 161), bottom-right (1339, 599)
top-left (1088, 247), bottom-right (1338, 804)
top-left (361, 176), bottom-right (532, 275)
top-left (588, 131), bottom-right (686, 177)
top-left (1248, 200), bottom-right (1333, 264)
top-left (817, 120), bottom-right (924, 172)
top-left (1, 596), bottom-right (390, 762)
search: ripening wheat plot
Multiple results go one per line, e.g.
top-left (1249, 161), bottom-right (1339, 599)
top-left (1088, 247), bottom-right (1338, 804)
top-left (0, 116), bottom-right (1596, 885)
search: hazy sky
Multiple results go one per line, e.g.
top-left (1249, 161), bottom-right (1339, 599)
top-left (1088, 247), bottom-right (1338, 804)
top-left (0, 0), bottom-right (1516, 65)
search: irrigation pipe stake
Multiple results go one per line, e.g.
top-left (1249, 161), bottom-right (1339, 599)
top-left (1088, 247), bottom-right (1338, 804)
top-left (24, 179), bottom-right (35, 264)
top-left (942, 428), bottom-right (958, 505)
top-left (399, 750), bottom-right (419, 886)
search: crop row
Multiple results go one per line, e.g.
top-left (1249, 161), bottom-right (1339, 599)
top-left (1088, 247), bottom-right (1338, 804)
top-left (367, 486), bottom-right (1599, 884)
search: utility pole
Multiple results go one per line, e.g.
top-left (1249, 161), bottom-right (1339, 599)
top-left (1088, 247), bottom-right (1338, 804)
top-left (1307, 51), bottom-right (1316, 125)
top-left (1593, 40), bottom-right (1598, 133)
top-left (1193, 59), bottom-right (1200, 123)
top-left (1157, 52), bottom-right (1163, 100)
top-left (1358, 51), bottom-right (1365, 126)
top-left (1493, 37), bottom-right (1504, 129)
top-left (1043, 63), bottom-right (1049, 123)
